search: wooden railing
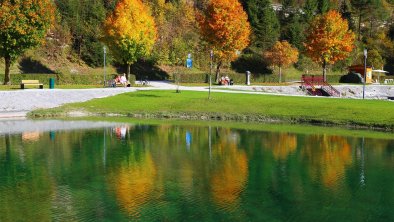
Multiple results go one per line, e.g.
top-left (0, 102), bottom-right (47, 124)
top-left (301, 75), bottom-right (340, 97)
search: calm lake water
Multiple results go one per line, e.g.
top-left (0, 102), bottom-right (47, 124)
top-left (0, 120), bottom-right (393, 221)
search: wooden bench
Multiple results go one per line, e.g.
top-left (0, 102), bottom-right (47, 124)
top-left (20, 80), bottom-right (44, 89)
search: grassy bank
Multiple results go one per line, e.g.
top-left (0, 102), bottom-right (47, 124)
top-left (30, 90), bottom-right (394, 131)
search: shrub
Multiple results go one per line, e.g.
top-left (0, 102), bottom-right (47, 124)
top-left (339, 72), bottom-right (363, 83)
top-left (0, 73), bottom-right (136, 85)
top-left (174, 72), bottom-right (285, 83)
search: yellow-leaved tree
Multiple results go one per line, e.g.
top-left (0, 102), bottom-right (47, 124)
top-left (103, 0), bottom-right (157, 80)
top-left (198, 0), bottom-right (251, 82)
top-left (304, 10), bottom-right (355, 81)
top-left (264, 41), bottom-right (298, 83)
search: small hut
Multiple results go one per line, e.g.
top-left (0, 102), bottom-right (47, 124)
top-left (348, 65), bottom-right (373, 83)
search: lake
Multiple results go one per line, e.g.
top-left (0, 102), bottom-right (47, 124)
top-left (0, 120), bottom-right (393, 221)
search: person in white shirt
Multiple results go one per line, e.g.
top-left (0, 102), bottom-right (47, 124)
top-left (120, 73), bottom-right (127, 87)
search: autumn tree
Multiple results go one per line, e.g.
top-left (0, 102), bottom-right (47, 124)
top-left (305, 10), bottom-right (355, 81)
top-left (103, 0), bottom-right (157, 79)
top-left (264, 41), bottom-right (298, 83)
top-left (198, 0), bottom-right (251, 82)
top-left (148, 0), bottom-right (200, 66)
top-left (0, 0), bottom-right (55, 85)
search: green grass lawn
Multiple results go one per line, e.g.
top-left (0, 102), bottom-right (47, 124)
top-left (31, 90), bottom-right (394, 130)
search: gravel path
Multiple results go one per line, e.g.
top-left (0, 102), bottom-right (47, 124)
top-left (0, 87), bottom-right (136, 118)
top-left (0, 81), bottom-right (393, 118)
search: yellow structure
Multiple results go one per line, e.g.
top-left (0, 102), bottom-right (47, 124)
top-left (348, 65), bottom-right (373, 83)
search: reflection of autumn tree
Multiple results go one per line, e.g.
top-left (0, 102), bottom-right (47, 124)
top-left (210, 128), bottom-right (248, 207)
top-left (108, 151), bottom-right (156, 216)
top-left (263, 133), bottom-right (297, 161)
top-left (302, 135), bottom-right (352, 188)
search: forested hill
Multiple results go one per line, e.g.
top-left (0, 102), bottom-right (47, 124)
top-left (4, 0), bottom-right (394, 77)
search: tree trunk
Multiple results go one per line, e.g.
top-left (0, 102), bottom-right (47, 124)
top-left (215, 61), bottom-right (222, 83)
top-left (279, 66), bottom-right (282, 83)
top-left (322, 60), bottom-right (327, 82)
top-left (4, 55), bottom-right (11, 85)
top-left (126, 63), bottom-right (131, 80)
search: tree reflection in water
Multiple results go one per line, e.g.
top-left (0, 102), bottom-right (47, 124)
top-left (210, 128), bottom-right (248, 210)
top-left (302, 135), bottom-right (352, 189)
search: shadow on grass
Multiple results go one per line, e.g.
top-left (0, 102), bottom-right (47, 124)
top-left (19, 57), bottom-right (55, 74)
top-left (127, 93), bottom-right (162, 98)
top-left (116, 59), bottom-right (169, 81)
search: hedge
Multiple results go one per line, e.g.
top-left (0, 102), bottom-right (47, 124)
top-left (0, 73), bottom-right (136, 85)
top-left (173, 72), bottom-right (285, 83)
top-left (174, 72), bottom-right (344, 84)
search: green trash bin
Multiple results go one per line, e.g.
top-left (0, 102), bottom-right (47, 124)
top-left (49, 78), bottom-right (55, 89)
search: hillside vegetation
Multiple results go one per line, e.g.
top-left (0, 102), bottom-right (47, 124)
top-left (2, 0), bottom-right (394, 84)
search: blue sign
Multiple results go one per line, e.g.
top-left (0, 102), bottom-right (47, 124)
top-left (186, 58), bottom-right (192, 68)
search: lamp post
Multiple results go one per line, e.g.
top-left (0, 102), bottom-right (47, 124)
top-left (209, 50), bottom-right (213, 100)
top-left (103, 46), bottom-right (107, 87)
top-left (363, 48), bottom-right (367, 99)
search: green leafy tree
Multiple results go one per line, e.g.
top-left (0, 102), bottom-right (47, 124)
top-left (55, 0), bottom-right (107, 66)
top-left (350, 0), bottom-right (389, 41)
top-left (317, 0), bottom-right (330, 14)
top-left (244, 0), bottom-right (280, 50)
top-left (0, 0), bottom-right (55, 85)
top-left (149, 0), bottom-right (200, 66)
top-left (366, 49), bottom-right (385, 69)
top-left (103, 0), bottom-right (157, 79)
top-left (340, 0), bottom-right (355, 31)
top-left (282, 12), bottom-right (305, 50)
top-left (303, 0), bottom-right (318, 22)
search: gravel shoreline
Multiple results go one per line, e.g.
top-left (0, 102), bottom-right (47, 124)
top-left (1, 82), bottom-right (393, 119)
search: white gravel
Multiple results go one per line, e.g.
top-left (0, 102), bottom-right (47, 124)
top-left (0, 87), bottom-right (136, 117)
top-left (0, 82), bottom-right (393, 118)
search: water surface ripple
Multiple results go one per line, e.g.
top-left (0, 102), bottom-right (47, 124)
top-left (0, 120), bottom-right (393, 221)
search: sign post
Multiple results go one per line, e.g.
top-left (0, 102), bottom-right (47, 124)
top-left (186, 53), bottom-right (192, 68)
top-left (209, 50), bottom-right (213, 100)
top-left (103, 46), bottom-right (107, 87)
top-left (363, 49), bottom-right (367, 99)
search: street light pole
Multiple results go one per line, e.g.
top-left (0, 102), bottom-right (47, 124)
top-left (209, 50), bottom-right (213, 100)
top-left (103, 46), bottom-right (107, 87)
top-left (363, 48), bottom-right (367, 99)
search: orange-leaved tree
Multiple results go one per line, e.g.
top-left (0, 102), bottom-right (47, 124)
top-left (0, 0), bottom-right (55, 85)
top-left (103, 0), bottom-right (157, 80)
top-left (198, 0), bottom-right (251, 82)
top-left (264, 41), bottom-right (298, 83)
top-left (304, 10), bottom-right (355, 81)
